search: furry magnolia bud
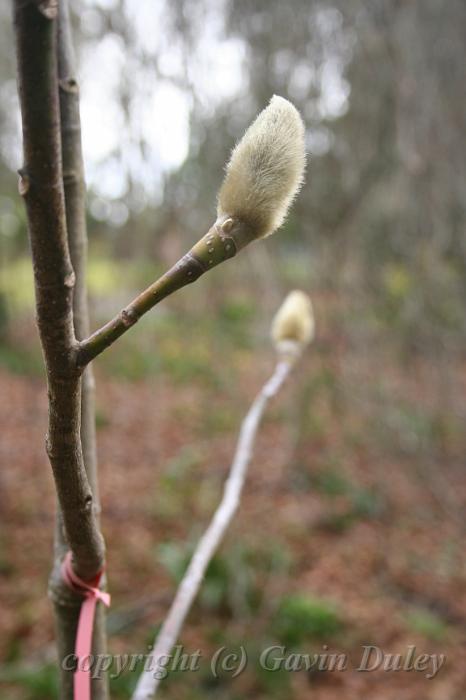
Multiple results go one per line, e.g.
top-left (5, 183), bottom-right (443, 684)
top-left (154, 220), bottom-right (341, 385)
top-left (217, 95), bottom-right (306, 241)
top-left (271, 290), bottom-right (315, 355)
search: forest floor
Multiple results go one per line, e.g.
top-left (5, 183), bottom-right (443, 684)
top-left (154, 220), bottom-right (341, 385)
top-left (1, 303), bottom-right (466, 700)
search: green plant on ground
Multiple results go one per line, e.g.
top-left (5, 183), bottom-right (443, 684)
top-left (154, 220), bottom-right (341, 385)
top-left (405, 609), bottom-right (450, 642)
top-left (272, 593), bottom-right (344, 646)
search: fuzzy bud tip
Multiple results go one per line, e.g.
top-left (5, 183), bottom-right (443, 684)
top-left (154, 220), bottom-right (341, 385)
top-left (271, 290), bottom-right (315, 354)
top-left (217, 96), bottom-right (306, 241)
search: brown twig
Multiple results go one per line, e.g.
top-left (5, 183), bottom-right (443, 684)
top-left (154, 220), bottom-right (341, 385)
top-left (76, 216), bottom-right (246, 366)
top-left (12, 14), bottom-right (109, 698)
top-left (14, 0), bottom-right (104, 578)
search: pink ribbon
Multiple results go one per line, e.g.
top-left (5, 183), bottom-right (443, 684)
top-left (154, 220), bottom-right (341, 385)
top-left (61, 551), bottom-right (111, 700)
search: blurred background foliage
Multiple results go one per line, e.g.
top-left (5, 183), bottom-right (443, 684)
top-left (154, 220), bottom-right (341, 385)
top-left (1, 0), bottom-right (466, 351)
top-left (1, 1), bottom-right (466, 699)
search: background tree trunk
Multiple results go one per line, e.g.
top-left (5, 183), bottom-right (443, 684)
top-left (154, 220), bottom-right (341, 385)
top-left (56, 2), bottom-right (108, 698)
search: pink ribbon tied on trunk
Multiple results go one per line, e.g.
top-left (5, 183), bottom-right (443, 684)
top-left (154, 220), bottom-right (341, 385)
top-left (61, 551), bottom-right (111, 700)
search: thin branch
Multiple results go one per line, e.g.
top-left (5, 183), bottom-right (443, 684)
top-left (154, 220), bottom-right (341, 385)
top-left (76, 94), bottom-right (306, 369)
top-left (76, 219), bottom-right (240, 366)
top-left (132, 358), bottom-right (294, 700)
top-left (13, 1), bottom-right (104, 580)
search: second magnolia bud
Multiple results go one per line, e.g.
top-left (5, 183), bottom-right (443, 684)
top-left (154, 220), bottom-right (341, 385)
top-left (271, 290), bottom-right (315, 355)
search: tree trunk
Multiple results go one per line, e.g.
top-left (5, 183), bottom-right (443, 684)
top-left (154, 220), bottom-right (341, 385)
top-left (13, 2), bottom-right (107, 698)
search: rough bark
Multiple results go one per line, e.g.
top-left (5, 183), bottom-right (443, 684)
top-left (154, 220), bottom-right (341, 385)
top-left (13, 1), bottom-right (105, 697)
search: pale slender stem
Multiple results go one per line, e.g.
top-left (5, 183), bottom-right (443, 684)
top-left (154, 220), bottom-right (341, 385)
top-left (132, 358), bottom-right (294, 700)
